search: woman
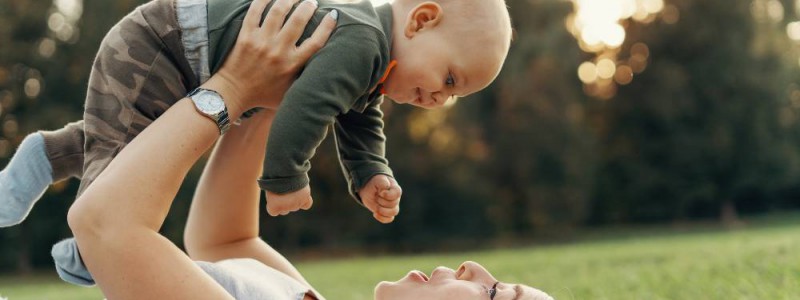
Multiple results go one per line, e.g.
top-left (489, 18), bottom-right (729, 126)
top-left (183, 97), bottom-right (552, 300)
top-left (64, 0), bottom-right (553, 298)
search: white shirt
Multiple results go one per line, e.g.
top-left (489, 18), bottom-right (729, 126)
top-left (197, 258), bottom-right (326, 300)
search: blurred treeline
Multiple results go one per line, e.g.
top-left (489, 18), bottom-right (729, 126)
top-left (2, 0), bottom-right (800, 273)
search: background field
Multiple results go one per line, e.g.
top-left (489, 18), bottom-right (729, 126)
top-left (3, 0), bottom-right (800, 298)
top-left (1, 216), bottom-right (798, 300)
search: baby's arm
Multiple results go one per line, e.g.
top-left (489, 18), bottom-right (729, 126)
top-left (333, 98), bottom-right (401, 223)
top-left (259, 25), bottom-right (387, 216)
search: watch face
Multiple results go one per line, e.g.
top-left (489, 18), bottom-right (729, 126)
top-left (196, 91), bottom-right (224, 114)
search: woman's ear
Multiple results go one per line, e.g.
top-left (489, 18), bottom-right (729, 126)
top-left (404, 2), bottom-right (443, 38)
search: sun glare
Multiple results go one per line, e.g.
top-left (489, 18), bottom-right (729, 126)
top-left (568, 0), bottom-right (668, 99)
top-left (569, 0), bottom-right (663, 52)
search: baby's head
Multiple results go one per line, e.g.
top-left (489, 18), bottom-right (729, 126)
top-left (382, 0), bottom-right (512, 109)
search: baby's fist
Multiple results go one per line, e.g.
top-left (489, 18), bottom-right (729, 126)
top-left (358, 175), bottom-right (402, 224)
top-left (266, 186), bottom-right (313, 216)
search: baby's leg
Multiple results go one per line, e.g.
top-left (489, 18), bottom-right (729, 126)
top-left (0, 121), bottom-right (85, 227)
top-left (0, 132), bottom-right (52, 227)
top-left (41, 121), bottom-right (86, 181)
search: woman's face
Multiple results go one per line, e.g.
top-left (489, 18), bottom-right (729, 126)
top-left (373, 261), bottom-right (552, 300)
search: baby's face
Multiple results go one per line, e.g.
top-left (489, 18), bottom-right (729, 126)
top-left (382, 31), bottom-right (508, 109)
top-left (381, 3), bottom-right (510, 109)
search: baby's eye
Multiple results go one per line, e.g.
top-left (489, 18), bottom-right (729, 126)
top-left (445, 73), bottom-right (455, 87)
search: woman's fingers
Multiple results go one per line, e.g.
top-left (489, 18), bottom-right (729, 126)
top-left (261, 0), bottom-right (300, 35)
top-left (244, 0), bottom-right (272, 31)
top-left (280, 0), bottom-right (318, 44)
top-left (296, 9), bottom-right (337, 61)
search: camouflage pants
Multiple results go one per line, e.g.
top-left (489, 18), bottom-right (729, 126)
top-left (48, 0), bottom-right (209, 286)
top-left (44, 0), bottom-right (199, 196)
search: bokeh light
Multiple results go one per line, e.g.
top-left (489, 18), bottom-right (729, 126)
top-left (788, 21), bottom-right (800, 41)
top-left (661, 4), bottom-right (680, 24)
top-left (54, 0), bottom-right (83, 22)
top-left (578, 61), bottom-right (598, 84)
top-left (568, 0), bottom-right (665, 98)
top-left (570, 0), bottom-right (657, 51)
top-left (24, 78), bottom-right (42, 98)
top-left (48, 0), bottom-right (83, 44)
top-left (38, 38), bottom-right (57, 58)
top-left (48, 12), bottom-right (65, 32)
top-left (752, 0), bottom-right (785, 23)
top-left (3, 119), bottom-right (18, 138)
top-left (24, 69), bottom-right (43, 100)
top-left (643, 0), bottom-right (665, 14)
top-left (767, 0), bottom-right (784, 22)
top-left (0, 90), bottom-right (14, 110)
top-left (596, 59), bottom-right (617, 79)
top-left (614, 65), bottom-right (634, 85)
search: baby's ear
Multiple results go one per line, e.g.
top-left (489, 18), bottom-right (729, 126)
top-left (404, 1), bottom-right (443, 37)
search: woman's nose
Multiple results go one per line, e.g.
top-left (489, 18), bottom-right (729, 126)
top-left (433, 266), bottom-right (455, 275)
top-left (431, 266), bottom-right (456, 279)
top-left (456, 261), bottom-right (496, 282)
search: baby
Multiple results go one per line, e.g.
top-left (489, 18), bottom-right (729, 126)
top-left (0, 0), bottom-right (511, 225)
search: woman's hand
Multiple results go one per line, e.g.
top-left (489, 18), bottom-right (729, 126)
top-left (204, 0), bottom-right (337, 117)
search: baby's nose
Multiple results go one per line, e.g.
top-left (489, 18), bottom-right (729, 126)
top-left (431, 92), bottom-right (447, 105)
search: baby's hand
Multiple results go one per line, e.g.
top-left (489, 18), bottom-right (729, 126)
top-left (266, 186), bottom-right (313, 216)
top-left (358, 175), bottom-right (402, 224)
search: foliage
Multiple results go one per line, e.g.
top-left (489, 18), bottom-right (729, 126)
top-left (2, 0), bottom-right (800, 273)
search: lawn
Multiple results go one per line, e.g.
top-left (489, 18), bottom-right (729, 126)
top-left (1, 218), bottom-right (798, 300)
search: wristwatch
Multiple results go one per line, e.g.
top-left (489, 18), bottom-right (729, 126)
top-left (187, 87), bottom-right (231, 135)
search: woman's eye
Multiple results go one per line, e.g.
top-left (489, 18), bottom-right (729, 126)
top-left (446, 73), bottom-right (455, 87)
top-left (486, 282), bottom-right (499, 299)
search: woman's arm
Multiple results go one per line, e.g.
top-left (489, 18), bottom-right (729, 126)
top-left (185, 110), bottom-right (315, 288)
top-left (65, 0), bottom-right (335, 298)
top-left (69, 98), bottom-right (234, 299)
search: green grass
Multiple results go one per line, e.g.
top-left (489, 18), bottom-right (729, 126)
top-left (1, 220), bottom-right (799, 300)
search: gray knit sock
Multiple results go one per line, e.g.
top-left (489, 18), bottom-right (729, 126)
top-left (0, 132), bottom-right (54, 227)
top-left (52, 238), bottom-right (95, 286)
